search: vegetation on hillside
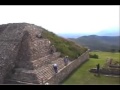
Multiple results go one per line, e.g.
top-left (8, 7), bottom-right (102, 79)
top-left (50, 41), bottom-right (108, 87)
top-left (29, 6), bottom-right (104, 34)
top-left (42, 29), bottom-right (87, 60)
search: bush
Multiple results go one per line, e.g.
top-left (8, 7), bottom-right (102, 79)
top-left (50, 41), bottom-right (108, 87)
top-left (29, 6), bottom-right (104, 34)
top-left (118, 50), bottom-right (120, 53)
top-left (89, 54), bottom-right (99, 59)
top-left (111, 49), bottom-right (116, 53)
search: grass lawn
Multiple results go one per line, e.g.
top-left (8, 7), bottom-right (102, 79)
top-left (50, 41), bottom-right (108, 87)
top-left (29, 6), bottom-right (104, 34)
top-left (62, 52), bottom-right (120, 85)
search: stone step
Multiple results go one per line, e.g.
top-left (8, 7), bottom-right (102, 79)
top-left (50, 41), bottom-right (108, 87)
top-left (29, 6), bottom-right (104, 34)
top-left (5, 57), bottom-right (70, 84)
top-left (16, 50), bottom-right (54, 69)
top-left (29, 39), bottom-right (52, 60)
top-left (5, 64), bottom-right (54, 84)
top-left (6, 68), bottom-right (38, 84)
top-left (39, 58), bottom-right (70, 82)
top-left (31, 48), bottom-right (50, 60)
top-left (32, 52), bottom-right (61, 69)
top-left (51, 58), bottom-right (65, 70)
top-left (33, 64), bottom-right (55, 83)
top-left (4, 79), bottom-right (39, 85)
top-left (34, 58), bottom-right (69, 82)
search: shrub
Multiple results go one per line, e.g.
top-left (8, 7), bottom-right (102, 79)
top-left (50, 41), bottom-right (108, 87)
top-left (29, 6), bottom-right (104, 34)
top-left (118, 50), bottom-right (120, 53)
top-left (89, 54), bottom-right (99, 59)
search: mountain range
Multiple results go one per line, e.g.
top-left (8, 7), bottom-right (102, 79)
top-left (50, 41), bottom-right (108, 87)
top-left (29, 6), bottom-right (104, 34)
top-left (69, 35), bottom-right (120, 52)
top-left (57, 29), bottom-right (119, 38)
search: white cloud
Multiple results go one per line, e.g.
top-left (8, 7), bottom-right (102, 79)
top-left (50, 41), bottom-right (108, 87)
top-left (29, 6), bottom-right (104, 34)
top-left (0, 5), bottom-right (119, 34)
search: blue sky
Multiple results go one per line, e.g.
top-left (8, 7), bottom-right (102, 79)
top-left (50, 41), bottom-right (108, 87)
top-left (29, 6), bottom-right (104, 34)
top-left (0, 5), bottom-right (119, 34)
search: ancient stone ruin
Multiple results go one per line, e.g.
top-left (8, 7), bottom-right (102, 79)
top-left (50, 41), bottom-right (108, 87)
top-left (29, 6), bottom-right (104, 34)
top-left (89, 59), bottom-right (120, 76)
top-left (0, 23), bottom-right (89, 84)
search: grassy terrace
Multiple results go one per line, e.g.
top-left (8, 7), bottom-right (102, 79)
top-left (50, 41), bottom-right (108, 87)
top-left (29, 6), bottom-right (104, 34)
top-left (42, 29), bottom-right (87, 60)
top-left (62, 52), bottom-right (120, 85)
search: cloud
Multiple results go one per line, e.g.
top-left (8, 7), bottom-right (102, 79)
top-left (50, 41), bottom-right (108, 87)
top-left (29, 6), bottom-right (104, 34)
top-left (0, 5), bottom-right (119, 34)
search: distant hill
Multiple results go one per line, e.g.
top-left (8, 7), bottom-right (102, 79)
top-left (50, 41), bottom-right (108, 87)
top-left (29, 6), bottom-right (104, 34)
top-left (57, 29), bottom-right (119, 38)
top-left (96, 29), bottom-right (119, 36)
top-left (57, 33), bottom-right (84, 38)
top-left (69, 35), bottom-right (120, 52)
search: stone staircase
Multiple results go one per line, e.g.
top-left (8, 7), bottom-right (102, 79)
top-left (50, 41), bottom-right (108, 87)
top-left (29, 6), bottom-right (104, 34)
top-left (51, 58), bottom-right (65, 71)
top-left (5, 56), bottom-right (71, 84)
top-left (32, 52), bottom-right (61, 69)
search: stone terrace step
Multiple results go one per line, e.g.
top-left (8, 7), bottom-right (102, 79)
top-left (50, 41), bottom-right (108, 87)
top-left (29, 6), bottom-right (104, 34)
top-left (4, 79), bottom-right (37, 85)
top-left (30, 39), bottom-right (52, 60)
top-left (5, 57), bottom-right (70, 84)
top-left (35, 64), bottom-right (54, 83)
top-left (5, 68), bottom-right (38, 84)
top-left (38, 58), bottom-right (71, 83)
top-left (5, 64), bottom-right (54, 84)
top-left (51, 58), bottom-right (65, 70)
top-left (32, 52), bottom-right (61, 69)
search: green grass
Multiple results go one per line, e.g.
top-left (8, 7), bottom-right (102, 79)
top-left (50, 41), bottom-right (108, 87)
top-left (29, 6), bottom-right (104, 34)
top-left (62, 51), bottom-right (120, 85)
top-left (42, 29), bottom-right (87, 60)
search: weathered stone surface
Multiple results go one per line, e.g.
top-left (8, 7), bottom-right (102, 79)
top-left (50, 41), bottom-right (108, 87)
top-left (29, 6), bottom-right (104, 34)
top-left (0, 23), bottom-right (45, 83)
top-left (0, 23), bottom-right (89, 84)
top-left (0, 23), bottom-right (26, 83)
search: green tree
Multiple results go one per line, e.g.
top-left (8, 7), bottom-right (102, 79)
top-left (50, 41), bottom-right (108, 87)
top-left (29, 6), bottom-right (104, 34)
top-left (111, 49), bottom-right (115, 53)
top-left (118, 50), bottom-right (120, 53)
top-left (89, 54), bottom-right (98, 59)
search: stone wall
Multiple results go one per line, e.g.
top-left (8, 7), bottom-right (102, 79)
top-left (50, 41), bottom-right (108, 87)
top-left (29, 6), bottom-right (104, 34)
top-left (90, 68), bottom-right (120, 75)
top-left (45, 50), bottom-right (89, 84)
top-left (0, 24), bottom-right (25, 84)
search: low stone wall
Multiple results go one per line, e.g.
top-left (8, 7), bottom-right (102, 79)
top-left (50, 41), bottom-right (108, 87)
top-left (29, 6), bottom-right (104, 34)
top-left (109, 65), bottom-right (120, 68)
top-left (89, 68), bottom-right (120, 75)
top-left (45, 50), bottom-right (89, 84)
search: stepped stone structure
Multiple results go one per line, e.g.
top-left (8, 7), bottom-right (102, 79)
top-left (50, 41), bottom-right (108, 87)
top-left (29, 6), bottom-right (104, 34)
top-left (0, 23), bottom-right (89, 84)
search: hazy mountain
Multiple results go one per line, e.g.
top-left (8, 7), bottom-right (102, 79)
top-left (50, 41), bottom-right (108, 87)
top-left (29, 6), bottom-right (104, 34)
top-left (57, 29), bottom-right (119, 38)
top-left (57, 33), bottom-right (92, 38)
top-left (96, 29), bottom-right (119, 36)
top-left (69, 35), bottom-right (120, 52)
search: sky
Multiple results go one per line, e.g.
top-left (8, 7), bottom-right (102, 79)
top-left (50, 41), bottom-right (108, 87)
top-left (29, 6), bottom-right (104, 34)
top-left (0, 5), bottom-right (119, 34)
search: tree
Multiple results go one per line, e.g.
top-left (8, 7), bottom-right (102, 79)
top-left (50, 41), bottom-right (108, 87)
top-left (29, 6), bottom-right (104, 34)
top-left (111, 49), bottom-right (115, 53)
top-left (118, 50), bottom-right (120, 53)
top-left (89, 54), bottom-right (99, 59)
top-left (94, 54), bottom-right (99, 59)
